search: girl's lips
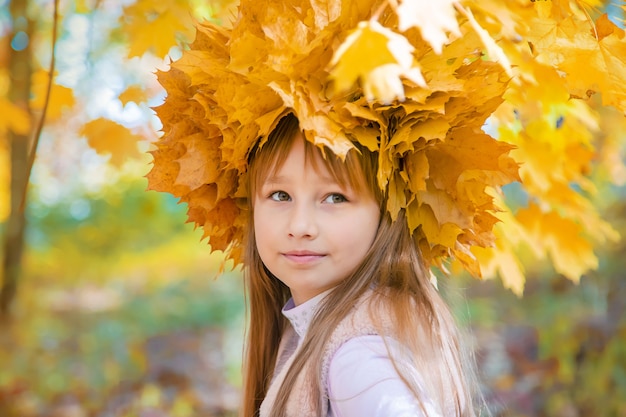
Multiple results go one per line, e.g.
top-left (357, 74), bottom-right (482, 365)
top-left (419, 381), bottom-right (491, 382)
top-left (282, 251), bottom-right (326, 264)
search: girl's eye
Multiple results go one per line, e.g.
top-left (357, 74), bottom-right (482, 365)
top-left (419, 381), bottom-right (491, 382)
top-left (270, 191), bottom-right (291, 202)
top-left (324, 193), bottom-right (347, 204)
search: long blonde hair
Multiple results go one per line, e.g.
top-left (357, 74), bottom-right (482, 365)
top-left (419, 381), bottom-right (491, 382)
top-left (241, 113), bottom-right (479, 417)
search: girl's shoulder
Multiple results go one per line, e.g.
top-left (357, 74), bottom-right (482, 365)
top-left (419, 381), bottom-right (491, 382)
top-left (320, 289), bottom-right (399, 376)
top-left (327, 335), bottom-right (440, 417)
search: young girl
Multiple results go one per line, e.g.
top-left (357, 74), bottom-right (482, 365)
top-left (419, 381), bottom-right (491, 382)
top-left (242, 113), bottom-right (478, 417)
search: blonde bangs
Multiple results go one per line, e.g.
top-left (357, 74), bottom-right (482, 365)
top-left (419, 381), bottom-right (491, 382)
top-left (248, 114), bottom-right (382, 205)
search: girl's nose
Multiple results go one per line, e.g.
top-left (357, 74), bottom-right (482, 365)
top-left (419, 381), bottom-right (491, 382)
top-left (287, 202), bottom-right (318, 239)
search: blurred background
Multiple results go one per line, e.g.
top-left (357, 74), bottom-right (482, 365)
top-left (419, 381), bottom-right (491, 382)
top-left (1, 0), bottom-right (625, 416)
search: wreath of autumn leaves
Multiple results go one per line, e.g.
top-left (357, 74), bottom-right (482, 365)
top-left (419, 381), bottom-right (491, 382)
top-left (147, 0), bottom-right (625, 286)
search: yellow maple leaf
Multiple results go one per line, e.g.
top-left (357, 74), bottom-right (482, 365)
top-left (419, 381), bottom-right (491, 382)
top-left (274, 83), bottom-right (354, 156)
top-left (466, 208), bottom-right (501, 248)
top-left (329, 20), bottom-right (425, 103)
top-left (174, 133), bottom-right (223, 190)
top-left (30, 70), bottom-right (75, 120)
top-left (172, 51), bottom-right (220, 86)
top-left (120, 0), bottom-right (195, 58)
top-left (406, 198), bottom-right (464, 249)
top-left (427, 127), bottom-right (519, 193)
top-left (308, 0), bottom-right (342, 30)
top-left (567, 15), bottom-right (626, 110)
top-left (119, 85), bottom-right (148, 106)
top-left (396, 0), bottom-right (460, 54)
top-left (80, 118), bottom-right (143, 167)
top-left (543, 182), bottom-right (620, 245)
top-left (473, 242), bottom-right (526, 296)
top-left (452, 241), bottom-right (482, 278)
top-left (0, 98), bottom-right (30, 136)
top-left (386, 171), bottom-right (408, 220)
top-left (528, 12), bottom-right (626, 112)
top-left (260, 4), bottom-right (312, 56)
top-left (455, 5), bottom-right (512, 76)
top-left (516, 203), bottom-right (598, 282)
top-left (182, 184), bottom-right (242, 255)
top-left (403, 149), bottom-right (429, 193)
top-left (472, 193), bottom-right (535, 295)
top-left (146, 143), bottom-right (186, 196)
top-left (417, 183), bottom-right (472, 230)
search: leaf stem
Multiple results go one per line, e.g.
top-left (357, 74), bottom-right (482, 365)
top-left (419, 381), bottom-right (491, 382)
top-left (371, 0), bottom-right (391, 23)
top-left (20, 0), bottom-right (60, 211)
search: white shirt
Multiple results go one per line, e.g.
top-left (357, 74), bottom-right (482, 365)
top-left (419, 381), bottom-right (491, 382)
top-left (281, 292), bottom-right (441, 417)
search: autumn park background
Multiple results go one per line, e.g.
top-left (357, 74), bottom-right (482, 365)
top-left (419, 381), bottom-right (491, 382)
top-left (1, 0), bottom-right (626, 416)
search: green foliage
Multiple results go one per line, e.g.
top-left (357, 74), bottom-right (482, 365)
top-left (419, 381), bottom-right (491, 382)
top-left (27, 178), bottom-right (186, 253)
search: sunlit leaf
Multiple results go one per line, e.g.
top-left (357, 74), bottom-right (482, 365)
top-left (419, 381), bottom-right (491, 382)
top-left (396, 0), bottom-right (460, 54)
top-left (119, 85), bottom-right (148, 106)
top-left (329, 20), bottom-right (425, 103)
top-left (80, 118), bottom-right (143, 167)
top-left (527, 11), bottom-right (626, 110)
top-left (120, 0), bottom-right (196, 58)
top-left (517, 204), bottom-right (598, 282)
top-left (0, 97), bottom-right (30, 135)
top-left (30, 70), bottom-right (75, 120)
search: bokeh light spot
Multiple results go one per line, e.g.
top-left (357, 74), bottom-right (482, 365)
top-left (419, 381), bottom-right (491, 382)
top-left (10, 31), bottom-right (29, 51)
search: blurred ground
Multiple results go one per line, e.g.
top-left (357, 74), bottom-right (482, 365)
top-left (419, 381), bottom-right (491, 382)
top-left (0, 270), bottom-right (244, 417)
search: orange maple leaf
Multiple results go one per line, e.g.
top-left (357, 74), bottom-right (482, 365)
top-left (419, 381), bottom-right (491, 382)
top-left (81, 119), bottom-right (143, 167)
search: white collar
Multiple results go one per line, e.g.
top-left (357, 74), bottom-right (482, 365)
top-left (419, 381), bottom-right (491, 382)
top-left (282, 288), bottom-right (334, 339)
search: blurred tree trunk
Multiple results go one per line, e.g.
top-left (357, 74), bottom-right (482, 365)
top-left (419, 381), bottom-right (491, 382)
top-left (1, 0), bottom-right (33, 318)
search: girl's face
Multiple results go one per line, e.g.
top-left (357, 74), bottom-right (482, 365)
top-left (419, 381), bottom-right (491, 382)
top-left (253, 132), bottom-right (380, 305)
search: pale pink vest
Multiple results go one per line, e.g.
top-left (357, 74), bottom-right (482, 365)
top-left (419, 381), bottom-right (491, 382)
top-left (259, 291), bottom-right (390, 417)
